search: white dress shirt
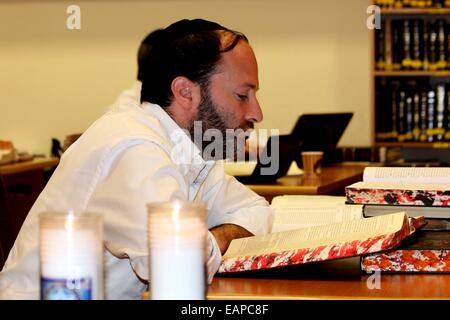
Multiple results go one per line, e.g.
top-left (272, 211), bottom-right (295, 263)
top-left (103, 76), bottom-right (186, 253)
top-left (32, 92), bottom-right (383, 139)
top-left (0, 96), bottom-right (274, 299)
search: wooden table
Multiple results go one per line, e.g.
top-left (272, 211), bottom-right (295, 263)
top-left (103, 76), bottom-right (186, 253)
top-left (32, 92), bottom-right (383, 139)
top-left (0, 157), bottom-right (59, 176)
top-left (208, 257), bottom-right (450, 300)
top-left (247, 163), bottom-right (368, 201)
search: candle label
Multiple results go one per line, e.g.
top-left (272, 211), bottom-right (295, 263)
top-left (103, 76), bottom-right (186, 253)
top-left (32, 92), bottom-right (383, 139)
top-left (41, 277), bottom-right (92, 300)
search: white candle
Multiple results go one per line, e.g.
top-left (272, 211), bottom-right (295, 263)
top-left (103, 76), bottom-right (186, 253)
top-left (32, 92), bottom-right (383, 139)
top-left (39, 212), bottom-right (103, 300)
top-left (148, 202), bottom-right (207, 300)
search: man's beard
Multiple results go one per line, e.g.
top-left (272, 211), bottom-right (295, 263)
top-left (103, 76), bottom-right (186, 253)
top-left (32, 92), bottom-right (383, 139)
top-left (188, 86), bottom-right (253, 160)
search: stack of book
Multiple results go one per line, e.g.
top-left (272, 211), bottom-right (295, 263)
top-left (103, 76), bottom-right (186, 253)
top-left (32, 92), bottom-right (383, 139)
top-left (346, 166), bottom-right (450, 273)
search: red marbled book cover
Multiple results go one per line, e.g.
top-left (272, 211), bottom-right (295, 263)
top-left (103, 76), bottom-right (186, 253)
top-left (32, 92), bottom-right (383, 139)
top-left (362, 230), bottom-right (450, 273)
top-left (345, 182), bottom-right (450, 206)
top-left (218, 214), bottom-right (424, 274)
top-left (361, 250), bottom-right (450, 273)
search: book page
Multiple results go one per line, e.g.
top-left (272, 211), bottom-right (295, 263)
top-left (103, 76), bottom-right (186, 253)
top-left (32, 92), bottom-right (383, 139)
top-left (272, 204), bottom-right (363, 232)
top-left (223, 212), bottom-right (406, 259)
top-left (363, 167), bottom-right (450, 184)
top-left (271, 195), bottom-right (362, 232)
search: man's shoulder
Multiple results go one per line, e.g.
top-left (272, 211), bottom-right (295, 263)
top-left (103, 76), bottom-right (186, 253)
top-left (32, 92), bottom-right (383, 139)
top-left (90, 105), bottom-right (169, 146)
top-left (62, 106), bottom-right (173, 168)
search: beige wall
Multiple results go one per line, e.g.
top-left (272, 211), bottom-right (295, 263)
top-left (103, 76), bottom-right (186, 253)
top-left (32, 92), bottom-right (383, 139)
top-left (0, 0), bottom-right (371, 155)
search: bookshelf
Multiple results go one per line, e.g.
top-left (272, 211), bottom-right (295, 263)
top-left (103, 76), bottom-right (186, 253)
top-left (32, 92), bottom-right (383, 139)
top-left (373, 0), bottom-right (450, 158)
top-left (375, 70), bottom-right (450, 76)
top-left (381, 8), bottom-right (450, 14)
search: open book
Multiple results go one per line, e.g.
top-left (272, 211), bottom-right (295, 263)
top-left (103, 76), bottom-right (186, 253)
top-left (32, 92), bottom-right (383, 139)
top-left (218, 195), bottom-right (424, 274)
top-left (270, 195), bottom-right (362, 232)
top-left (345, 167), bottom-right (450, 206)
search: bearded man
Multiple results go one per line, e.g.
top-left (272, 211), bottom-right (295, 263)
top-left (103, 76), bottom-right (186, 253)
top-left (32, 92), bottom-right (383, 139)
top-left (0, 19), bottom-right (273, 300)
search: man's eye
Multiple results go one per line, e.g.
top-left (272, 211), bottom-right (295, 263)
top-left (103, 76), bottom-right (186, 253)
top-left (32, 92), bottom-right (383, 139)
top-left (236, 94), bottom-right (248, 101)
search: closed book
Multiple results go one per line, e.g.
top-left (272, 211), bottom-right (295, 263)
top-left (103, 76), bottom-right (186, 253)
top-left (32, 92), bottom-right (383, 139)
top-left (435, 84), bottom-right (446, 141)
top-left (363, 204), bottom-right (450, 219)
top-left (423, 20), bottom-right (430, 70)
top-left (413, 91), bottom-right (421, 141)
top-left (402, 20), bottom-right (413, 69)
top-left (346, 182), bottom-right (450, 206)
top-left (411, 19), bottom-right (423, 70)
top-left (446, 88), bottom-right (450, 141)
top-left (420, 89), bottom-right (428, 141)
top-left (398, 91), bottom-right (407, 139)
top-left (218, 195), bottom-right (424, 274)
top-left (392, 20), bottom-right (403, 70)
top-left (376, 21), bottom-right (386, 70)
top-left (391, 82), bottom-right (400, 139)
top-left (361, 230), bottom-right (450, 273)
top-left (429, 20), bottom-right (438, 70)
top-left (385, 19), bottom-right (394, 69)
top-left (404, 91), bottom-right (414, 141)
top-left (345, 167), bottom-right (450, 206)
top-left (427, 88), bottom-right (436, 142)
top-left (436, 19), bottom-right (447, 70)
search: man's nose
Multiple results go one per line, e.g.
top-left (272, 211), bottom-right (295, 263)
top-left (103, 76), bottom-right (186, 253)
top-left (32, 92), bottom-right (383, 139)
top-left (246, 98), bottom-right (263, 123)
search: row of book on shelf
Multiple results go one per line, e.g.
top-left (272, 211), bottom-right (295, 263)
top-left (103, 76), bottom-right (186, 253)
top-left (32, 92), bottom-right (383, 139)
top-left (376, 19), bottom-right (450, 71)
top-left (375, 0), bottom-right (450, 8)
top-left (376, 80), bottom-right (450, 142)
top-left (219, 167), bottom-right (450, 274)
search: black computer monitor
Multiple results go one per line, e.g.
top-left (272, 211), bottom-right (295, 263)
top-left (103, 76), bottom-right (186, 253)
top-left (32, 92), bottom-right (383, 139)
top-left (235, 134), bottom-right (301, 184)
top-left (290, 112), bottom-right (353, 167)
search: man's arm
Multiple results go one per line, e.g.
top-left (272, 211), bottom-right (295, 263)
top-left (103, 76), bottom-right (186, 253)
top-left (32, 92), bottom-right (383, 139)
top-left (198, 162), bottom-right (274, 281)
top-left (201, 162), bottom-right (274, 237)
top-left (209, 223), bottom-right (253, 255)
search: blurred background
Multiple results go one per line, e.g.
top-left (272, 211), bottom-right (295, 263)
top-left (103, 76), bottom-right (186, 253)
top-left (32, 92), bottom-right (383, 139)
top-left (0, 0), bottom-right (371, 156)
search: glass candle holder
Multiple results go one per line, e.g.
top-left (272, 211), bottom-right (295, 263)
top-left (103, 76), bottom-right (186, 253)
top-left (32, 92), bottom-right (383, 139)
top-left (147, 201), bottom-right (207, 300)
top-left (39, 211), bottom-right (103, 300)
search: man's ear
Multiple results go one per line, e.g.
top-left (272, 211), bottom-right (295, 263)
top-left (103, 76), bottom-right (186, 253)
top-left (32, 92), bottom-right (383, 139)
top-left (171, 77), bottom-right (197, 109)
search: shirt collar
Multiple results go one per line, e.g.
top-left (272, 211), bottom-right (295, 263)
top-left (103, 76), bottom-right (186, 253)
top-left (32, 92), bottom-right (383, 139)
top-left (141, 102), bottom-right (215, 181)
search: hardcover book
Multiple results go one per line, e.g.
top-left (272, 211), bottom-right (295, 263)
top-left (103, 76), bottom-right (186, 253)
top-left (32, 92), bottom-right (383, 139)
top-left (361, 230), bottom-right (450, 273)
top-left (217, 196), bottom-right (424, 274)
top-left (346, 167), bottom-right (450, 206)
top-left (363, 204), bottom-right (450, 219)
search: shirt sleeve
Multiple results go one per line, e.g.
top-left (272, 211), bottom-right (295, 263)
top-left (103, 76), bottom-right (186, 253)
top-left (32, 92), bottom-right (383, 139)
top-left (206, 231), bottom-right (222, 284)
top-left (199, 161), bottom-right (275, 236)
top-left (198, 162), bottom-right (275, 282)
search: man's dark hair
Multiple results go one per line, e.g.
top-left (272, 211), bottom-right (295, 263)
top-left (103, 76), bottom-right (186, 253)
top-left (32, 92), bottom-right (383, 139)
top-left (137, 29), bottom-right (165, 82)
top-left (140, 19), bottom-right (248, 107)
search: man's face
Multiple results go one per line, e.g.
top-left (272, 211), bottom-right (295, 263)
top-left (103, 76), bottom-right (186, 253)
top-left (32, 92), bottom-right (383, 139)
top-left (190, 41), bottom-right (263, 160)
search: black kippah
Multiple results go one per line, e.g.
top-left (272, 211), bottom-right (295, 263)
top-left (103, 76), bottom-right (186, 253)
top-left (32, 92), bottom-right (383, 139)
top-left (164, 19), bottom-right (227, 41)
